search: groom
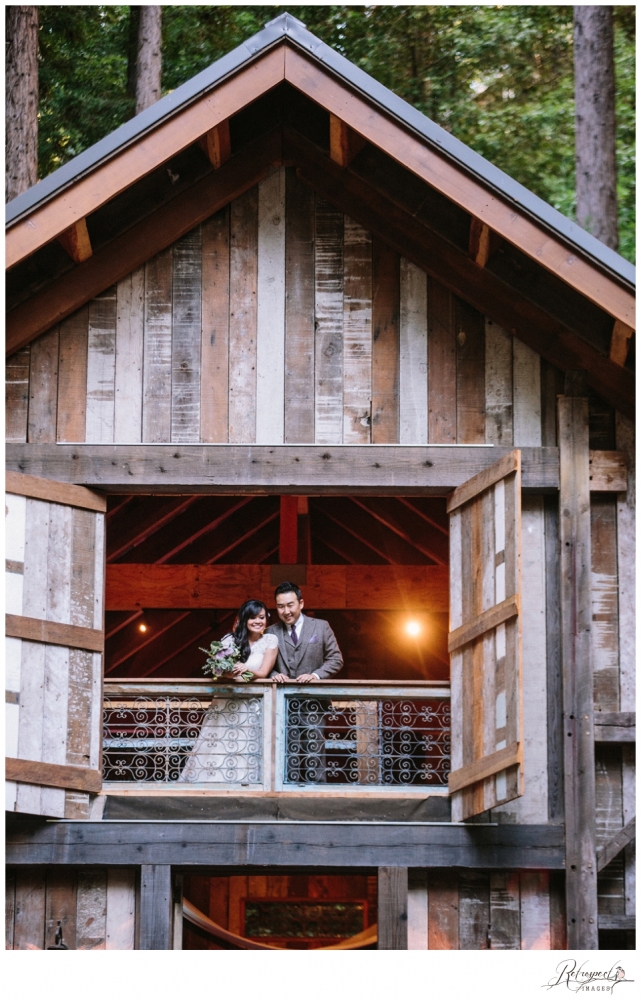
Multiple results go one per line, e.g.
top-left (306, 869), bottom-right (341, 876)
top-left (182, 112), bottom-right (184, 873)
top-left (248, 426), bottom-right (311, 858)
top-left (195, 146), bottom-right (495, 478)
top-left (267, 581), bottom-right (343, 683)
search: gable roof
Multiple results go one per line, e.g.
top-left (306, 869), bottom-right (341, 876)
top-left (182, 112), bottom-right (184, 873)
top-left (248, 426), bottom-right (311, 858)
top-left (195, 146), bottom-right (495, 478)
top-left (5, 12), bottom-right (634, 290)
top-left (5, 13), bottom-right (635, 415)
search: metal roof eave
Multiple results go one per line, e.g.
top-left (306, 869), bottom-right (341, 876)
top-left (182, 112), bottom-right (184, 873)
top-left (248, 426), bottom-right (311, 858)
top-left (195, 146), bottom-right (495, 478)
top-left (6, 12), bottom-right (635, 291)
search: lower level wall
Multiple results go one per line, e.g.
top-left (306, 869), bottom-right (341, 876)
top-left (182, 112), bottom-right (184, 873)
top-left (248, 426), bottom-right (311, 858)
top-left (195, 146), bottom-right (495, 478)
top-left (5, 867), bottom-right (137, 950)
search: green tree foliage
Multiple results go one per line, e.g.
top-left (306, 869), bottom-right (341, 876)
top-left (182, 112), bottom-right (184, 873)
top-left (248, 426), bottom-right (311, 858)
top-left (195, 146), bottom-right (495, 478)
top-left (37, 5), bottom-right (635, 261)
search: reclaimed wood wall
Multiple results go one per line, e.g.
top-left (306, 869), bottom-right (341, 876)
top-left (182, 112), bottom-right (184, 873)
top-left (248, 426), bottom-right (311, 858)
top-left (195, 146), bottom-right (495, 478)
top-left (7, 168), bottom-right (557, 450)
top-left (6, 867), bottom-right (137, 949)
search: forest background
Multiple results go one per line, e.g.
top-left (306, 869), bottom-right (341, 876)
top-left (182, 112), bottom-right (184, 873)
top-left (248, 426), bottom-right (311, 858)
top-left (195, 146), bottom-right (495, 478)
top-left (34, 5), bottom-right (636, 262)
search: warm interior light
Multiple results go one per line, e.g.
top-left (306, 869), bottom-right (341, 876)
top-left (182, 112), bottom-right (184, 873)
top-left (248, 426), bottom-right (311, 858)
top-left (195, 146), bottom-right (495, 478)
top-left (138, 623), bottom-right (148, 633)
top-left (405, 620), bottom-right (421, 637)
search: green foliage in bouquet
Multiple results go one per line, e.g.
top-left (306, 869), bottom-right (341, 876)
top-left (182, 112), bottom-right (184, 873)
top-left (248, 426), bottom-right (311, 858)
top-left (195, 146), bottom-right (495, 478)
top-left (200, 638), bottom-right (253, 682)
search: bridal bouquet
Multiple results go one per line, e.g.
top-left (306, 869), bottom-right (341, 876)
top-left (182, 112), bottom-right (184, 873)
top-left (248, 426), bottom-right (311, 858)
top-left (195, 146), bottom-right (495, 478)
top-left (200, 637), bottom-right (253, 682)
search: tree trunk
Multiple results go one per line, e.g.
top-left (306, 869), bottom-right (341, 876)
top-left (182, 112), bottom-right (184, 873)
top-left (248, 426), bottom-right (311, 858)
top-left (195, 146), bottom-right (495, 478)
top-left (6, 6), bottom-right (39, 202)
top-left (135, 6), bottom-right (162, 115)
top-left (573, 6), bottom-right (618, 249)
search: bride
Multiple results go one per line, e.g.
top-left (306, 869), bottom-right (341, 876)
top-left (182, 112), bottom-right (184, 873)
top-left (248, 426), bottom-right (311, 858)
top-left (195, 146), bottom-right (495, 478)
top-left (178, 600), bottom-right (278, 783)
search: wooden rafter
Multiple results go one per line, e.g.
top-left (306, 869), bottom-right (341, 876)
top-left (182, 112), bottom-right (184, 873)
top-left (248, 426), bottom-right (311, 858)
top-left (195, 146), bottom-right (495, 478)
top-left (105, 610), bottom-right (191, 673)
top-left (397, 497), bottom-right (449, 537)
top-left (108, 496), bottom-right (202, 561)
top-left (199, 120), bottom-right (232, 169)
top-left (105, 609), bottom-right (143, 640)
top-left (204, 510), bottom-right (279, 565)
top-left (329, 113), bottom-right (366, 167)
top-left (349, 497), bottom-right (446, 565)
top-left (155, 497), bottom-right (254, 564)
top-left (317, 498), bottom-right (431, 565)
top-left (57, 218), bottom-right (92, 263)
top-left (609, 318), bottom-right (634, 367)
top-left (311, 507), bottom-right (391, 564)
top-left (468, 217), bottom-right (500, 268)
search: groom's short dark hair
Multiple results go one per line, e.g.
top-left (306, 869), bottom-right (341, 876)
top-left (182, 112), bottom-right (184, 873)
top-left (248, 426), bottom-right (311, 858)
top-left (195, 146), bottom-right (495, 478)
top-left (274, 581), bottom-right (303, 601)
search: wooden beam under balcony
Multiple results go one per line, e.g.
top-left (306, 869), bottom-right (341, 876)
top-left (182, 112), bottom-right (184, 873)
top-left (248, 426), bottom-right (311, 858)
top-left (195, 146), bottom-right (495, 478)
top-left (105, 564), bottom-right (450, 611)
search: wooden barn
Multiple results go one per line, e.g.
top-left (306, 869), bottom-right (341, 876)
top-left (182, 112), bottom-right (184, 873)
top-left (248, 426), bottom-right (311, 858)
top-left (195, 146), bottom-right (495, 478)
top-left (5, 13), bottom-right (635, 951)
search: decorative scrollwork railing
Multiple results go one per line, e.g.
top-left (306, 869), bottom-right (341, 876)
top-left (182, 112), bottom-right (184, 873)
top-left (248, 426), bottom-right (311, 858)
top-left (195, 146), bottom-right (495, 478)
top-left (103, 693), bottom-right (262, 785)
top-left (284, 696), bottom-right (450, 787)
top-left (102, 682), bottom-right (450, 790)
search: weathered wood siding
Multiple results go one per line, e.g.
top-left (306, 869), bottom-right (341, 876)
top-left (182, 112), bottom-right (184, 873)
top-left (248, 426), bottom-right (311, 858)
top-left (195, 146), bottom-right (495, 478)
top-left (6, 867), bottom-right (137, 949)
top-left (8, 168), bottom-right (557, 450)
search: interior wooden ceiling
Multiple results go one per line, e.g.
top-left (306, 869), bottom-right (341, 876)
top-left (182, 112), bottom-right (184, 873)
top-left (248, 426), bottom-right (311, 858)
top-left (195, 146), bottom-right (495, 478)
top-left (104, 493), bottom-right (450, 680)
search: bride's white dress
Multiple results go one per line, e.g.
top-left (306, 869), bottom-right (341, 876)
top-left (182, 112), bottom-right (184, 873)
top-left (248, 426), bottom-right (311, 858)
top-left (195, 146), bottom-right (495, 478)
top-left (178, 633), bottom-right (278, 783)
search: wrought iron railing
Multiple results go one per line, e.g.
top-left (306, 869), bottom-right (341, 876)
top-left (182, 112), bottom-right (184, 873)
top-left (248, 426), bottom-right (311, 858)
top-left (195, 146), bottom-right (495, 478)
top-left (103, 681), bottom-right (450, 791)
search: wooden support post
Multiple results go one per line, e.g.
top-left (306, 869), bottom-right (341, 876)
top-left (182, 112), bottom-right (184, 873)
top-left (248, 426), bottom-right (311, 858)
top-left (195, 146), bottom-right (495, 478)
top-left (139, 865), bottom-right (172, 950)
top-left (279, 495), bottom-right (298, 564)
top-left (558, 371), bottom-right (598, 949)
top-left (58, 218), bottom-right (92, 264)
top-left (378, 867), bottom-right (408, 949)
top-left (199, 121), bottom-right (231, 169)
top-left (172, 874), bottom-right (183, 950)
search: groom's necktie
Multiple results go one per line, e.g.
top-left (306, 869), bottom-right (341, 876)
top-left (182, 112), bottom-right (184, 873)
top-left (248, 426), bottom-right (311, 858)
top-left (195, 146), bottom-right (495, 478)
top-left (290, 623), bottom-right (298, 647)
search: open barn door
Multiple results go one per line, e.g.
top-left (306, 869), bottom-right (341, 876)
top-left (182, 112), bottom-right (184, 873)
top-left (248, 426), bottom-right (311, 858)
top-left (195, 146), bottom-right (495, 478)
top-left (447, 451), bottom-right (523, 821)
top-left (6, 472), bottom-right (105, 818)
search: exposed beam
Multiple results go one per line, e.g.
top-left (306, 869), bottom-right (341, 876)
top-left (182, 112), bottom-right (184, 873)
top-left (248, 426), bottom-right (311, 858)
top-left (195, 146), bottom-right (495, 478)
top-left (6, 47), bottom-right (285, 270)
top-left (350, 497), bottom-right (447, 565)
top-left (104, 564), bottom-right (450, 612)
top-left (284, 47), bottom-right (635, 330)
top-left (609, 318), bottom-right (634, 367)
top-left (596, 818), bottom-right (636, 872)
top-left (155, 497), bottom-right (253, 564)
top-left (57, 217), bottom-right (92, 263)
top-left (108, 496), bottom-right (202, 561)
top-left (199, 120), bottom-right (231, 168)
top-left (397, 497), bottom-right (449, 537)
top-left (6, 129), bottom-right (283, 356)
top-left (468, 217), bottom-right (500, 268)
top-left (105, 610), bottom-right (190, 672)
top-left (329, 113), bottom-right (366, 167)
top-left (316, 504), bottom-right (395, 564)
top-left (378, 867), bottom-right (408, 950)
top-left (5, 820), bottom-right (566, 869)
top-left (321, 498), bottom-right (431, 565)
top-left (204, 510), bottom-right (279, 565)
top-left (6, 758), bottom-right (102, 794)
top-left (312, 508), bottom-right (387, 565)
top-left (283, 126), bottom-right (634, 418)
top-left (105, 610), bottom-right (143, 640)
top-left (593, 711), bottom-right (636, 743)
top-left (6, 442), bottom-right (561, 493)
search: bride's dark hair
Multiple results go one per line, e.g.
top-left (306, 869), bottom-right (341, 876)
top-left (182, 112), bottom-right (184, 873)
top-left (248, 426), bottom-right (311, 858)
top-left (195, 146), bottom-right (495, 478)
top-left (232, 600), bottom-right (269, 663)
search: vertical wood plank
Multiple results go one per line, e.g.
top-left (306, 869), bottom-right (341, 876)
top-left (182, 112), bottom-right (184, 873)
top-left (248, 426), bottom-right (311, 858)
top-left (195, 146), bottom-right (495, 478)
top-left (378, 867), bottom-right (408, 950)
top-left (143, 248), bottom-right (173, 442)
top-left (76, 870), bottom-right (107, 950)
top-left (481, 485), bottom-right (497, 812)
top-left (427, 277), bottom-right (455, 442)
top-left (489, 872), bottom-right (520, 949)
top-left (172, 227), bottom-right (202, 443)
top-left (544, 495), bottom-right (564, 821)
top-left (513, 339), bottom-right (542, 446)
top-left (399, 258), bottom-right (428, 444)
top-left (6, 346), bottom-right (30, 443)
top-left (621, 743), bottom-right (635, 922)
top-left (314, 197), bottom-right (344, 444)
top-left (284, 168), bottom-right (315, 443)
top-left (427, 873), bottom-right (458, 949)
top-left (5, 491), bottom-right (25, 801)
top-left (459, 873), bottom-right (490, 950)
top-left (615, 412), bottom-right (634, 713)
top-left (449, 508), bottom-right (464, 822)
top-left (140, 865), bottom-right (172, 950)
top-left (14, 870), bottom-right (46, 949)
top-left (407, 872), bottom-right (428, 949)
top-left (520, 871), bottom-right (550, 949)
top-left (106, 869), bottom-right (136, 950)
top-left (591, 496), bottom-right (620, 711)
top-left (540, 359), bottom-right (564, 447)
top-left (343, 215), bottom-right (372, 443)
top-left (228, 875), bottom-right (249, 935)
top-left (86, 288), bottom-right (117, 442)
top-left (201, 209), bottom-right (230, 443)
top-left (484, 320), bottom-right (513, 445)
top-left (229, 188), bottom-right (259, 443)
top-left (455, 297), bottom-right (485, 443)
top-left (257, 168), bottom-right (286, 444)
top-left (114, 269), bottom-right (144, 443)
top-left (45, 869), bottom-right (77, 949)
top-left (57, 307), bottom-right (89, 443)
top-left (549, 872), bottom-right (567, 950)
top-left (6, 870), bottom-right (16, 949)
top-left (28, 327), bottom-right (59, 442)
top-left (494, 497), bottom-right (547, 822)
top-left (558, 388), bottom-right (598, 948)
top-left (371, 239), bottom-right (399, 443)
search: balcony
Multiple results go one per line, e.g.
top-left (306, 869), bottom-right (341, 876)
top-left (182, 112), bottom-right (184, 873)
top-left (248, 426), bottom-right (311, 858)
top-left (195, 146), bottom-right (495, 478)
top-left (103, 680), bottom-right (451, 793)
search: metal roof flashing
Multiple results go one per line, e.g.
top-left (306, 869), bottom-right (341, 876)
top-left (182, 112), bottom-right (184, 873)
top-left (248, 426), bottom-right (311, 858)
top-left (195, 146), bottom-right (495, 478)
top-left (6, 12), bottom-right (635, 290)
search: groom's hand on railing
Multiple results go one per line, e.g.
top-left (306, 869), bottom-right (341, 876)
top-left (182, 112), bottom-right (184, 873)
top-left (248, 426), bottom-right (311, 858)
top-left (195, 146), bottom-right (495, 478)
top-left (296, 674), bottom-right (318, 683)
top-left (273, 673), bottom-right (288, 684)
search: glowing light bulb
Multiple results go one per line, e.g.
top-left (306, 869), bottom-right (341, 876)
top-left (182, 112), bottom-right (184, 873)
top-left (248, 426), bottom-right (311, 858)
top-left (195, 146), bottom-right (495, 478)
top-left (406, 620), bottom-right (421, 637)
top-left (139, 623), bottom-right (148, 633)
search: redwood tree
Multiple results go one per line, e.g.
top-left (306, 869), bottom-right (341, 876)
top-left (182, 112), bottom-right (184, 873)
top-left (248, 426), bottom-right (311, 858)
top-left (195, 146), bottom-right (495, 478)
top-left (6, 5), bottom-right (39, 201)
top-left (135, 6), bottom-right (162, 114)
top-left (573, 6), bottom-right (618, 248)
